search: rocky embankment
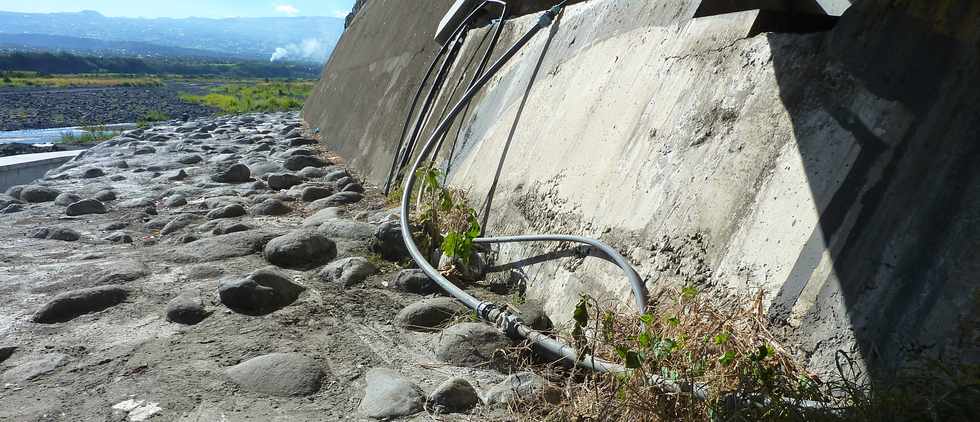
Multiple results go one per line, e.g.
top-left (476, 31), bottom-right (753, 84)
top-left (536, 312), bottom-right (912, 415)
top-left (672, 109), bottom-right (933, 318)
top-left (0, 112), bottom-right (557, 421)
top-left (0, 82), bottom-right (217, 131)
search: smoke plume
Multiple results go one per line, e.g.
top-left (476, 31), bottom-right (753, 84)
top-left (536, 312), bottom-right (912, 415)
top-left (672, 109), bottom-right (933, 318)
top-left (269, 38), bottom-right (327, 62)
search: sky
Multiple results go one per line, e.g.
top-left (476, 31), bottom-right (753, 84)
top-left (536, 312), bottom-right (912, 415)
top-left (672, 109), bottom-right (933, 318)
top-left (0, 0), bottom-right (356, 19)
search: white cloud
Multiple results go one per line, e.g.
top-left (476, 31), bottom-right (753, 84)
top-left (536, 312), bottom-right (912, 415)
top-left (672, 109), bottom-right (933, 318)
top-left (275, 4), bottom-right (299, 16)
top-left (332, 10), bottom-right (350, 18)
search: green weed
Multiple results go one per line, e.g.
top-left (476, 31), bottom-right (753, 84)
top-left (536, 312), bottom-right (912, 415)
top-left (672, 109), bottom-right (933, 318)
top-left (59, 126), bottom-right (118, 144)
top-left (410, 165), bottom-right (481, 272)
top-left (137, 111), bottom-right (171, 127)
top-left (179, 81), bottom-right (313, 113)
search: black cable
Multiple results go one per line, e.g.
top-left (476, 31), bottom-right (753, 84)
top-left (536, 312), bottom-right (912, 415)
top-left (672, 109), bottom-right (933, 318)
top-left (444, 4), bottom-right (509, 177)
top-left (427, 28), bottom-right (494, 169)
top-left (383, 0), bottom-right (503, 194)
top-left (394, 25), bottom-right (469, 188)
top-left (383, 37), bottom-right (450, 194)
top-left (432, 3), bottom-right (509, 169)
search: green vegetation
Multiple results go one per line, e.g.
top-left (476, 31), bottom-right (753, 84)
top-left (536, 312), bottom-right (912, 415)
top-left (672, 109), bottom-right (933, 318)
top-left (411, 165), bottom-right (481, 271)
top-left (179, 81), bottom-right (313, 113)
top-left (0, 52), bottom-right (319, 79)
top-left (136, 111), bottom-right (171, 127)
top-left (58, 125), bottom-right (119, 144)
top-left (525, 289), bottom-right (980, 421)
top-left (0, 71), bottom-right (162, 88)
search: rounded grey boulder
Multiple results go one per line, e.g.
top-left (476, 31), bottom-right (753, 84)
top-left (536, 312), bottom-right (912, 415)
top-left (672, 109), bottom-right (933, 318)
top-left (300, 185), bottom-right (334, 202)
top-left (163, 195), bottom-right (187, 207)
top-left (263, 230), bottom-right (337, 270)
top-left (289, 137), bottom-right (317, 147)
top-left (342, 183), bottom-right (365, 193)
top-left (160, 214), bottom-right (205, 235)
top-left (177, 154), bottom-right (203, 165)
top-left (310, 191), bottom-right (363, 209)
top-left (373, 221), bottom-right (410, 261)
top-left (32, 285), bottom-right (130, 323)
top-left (66, 199), bottom-right (107, 216)
top-left (266, 173), bottom-right (304, 190)
top-left (212, 222), bottom-right (253, 235)
top-left (358, 368), bottom-right (423, 419)
top-left (284, 155), bottom-right (327, 171)
top-left (484, 372), bottom-right (561, 405)
top-left (389, 269), bottom-right (439, 295)
top-left (94, 190), bottom-right (116, 201)
top-left (434, 323), bottom-right (513, 369)
top-left (394, 297), bottom-right (466, 331)
top-left (81, 168), bottom-right (105, 179)
top-left (317, 257), bottom-right (377, 287)
top-left (104, 232), bottom-right (134, 243)
top-left (211, 163), bottom-right (251, 184)
top-left (251, 198), bottom-right (292, 216)
top-left (516, 301), bottom-right (554, 332)
top-left (31, 227), bottom-right (81, 242)
top-left (54, 193), bottom-right (82, 206)
top-left (315, 220), bottom-right (377, 240)
top-left (166, 292), bottom-right (209, 325)
top-left (217, 267), bottom-right (305, 315)
top-left (428, 377), bottom-right (480, 414)
top-left (207, 204), bottom-right (247, 220)
top-left (134, 146), bottom-right (157, 155)
top-left (297, 166), bottom-right (329, 179)
top-left (225, 353), bottom-right (323, 396)
top-left (20, 186), bottom-right (60, 203)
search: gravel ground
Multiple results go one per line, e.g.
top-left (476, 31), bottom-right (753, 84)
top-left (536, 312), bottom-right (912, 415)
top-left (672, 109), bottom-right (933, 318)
top-left (0, 112), bottom-right (540, 421)
top-left (0, 82), bottom-right (218, 131)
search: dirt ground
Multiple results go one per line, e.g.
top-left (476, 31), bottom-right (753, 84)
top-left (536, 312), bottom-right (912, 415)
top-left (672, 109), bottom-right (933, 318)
top-left (0, 113), bottom-right (523, 421)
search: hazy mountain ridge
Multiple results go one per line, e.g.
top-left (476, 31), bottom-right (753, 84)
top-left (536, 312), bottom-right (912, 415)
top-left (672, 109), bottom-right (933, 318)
top-left (0, 10), bottom-right (345, 63)
top-left (0, 33), bottom-right (252, 60)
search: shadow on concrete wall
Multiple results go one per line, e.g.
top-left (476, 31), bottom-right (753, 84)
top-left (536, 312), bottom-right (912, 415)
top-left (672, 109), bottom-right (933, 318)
top-left (766, 0), bottom-right (980, 387)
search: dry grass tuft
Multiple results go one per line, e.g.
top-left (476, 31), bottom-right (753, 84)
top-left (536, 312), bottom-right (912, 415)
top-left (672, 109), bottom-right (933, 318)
top-left (504, 288), bottom-right (979, 422)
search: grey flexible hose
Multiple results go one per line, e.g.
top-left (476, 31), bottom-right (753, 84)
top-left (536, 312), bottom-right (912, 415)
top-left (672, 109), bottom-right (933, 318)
top-left (474, 235), bottom-right (647, 312)
top-left (395, 2), bottom-right (837, 414)
top-left (399, 4), bottom-right (634, 374)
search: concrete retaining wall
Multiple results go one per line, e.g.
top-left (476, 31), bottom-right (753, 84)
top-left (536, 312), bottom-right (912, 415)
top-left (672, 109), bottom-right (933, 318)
top-left (303, 0), bottom-right (980, 376)
top-left (0, 151), bottom-right (81, 192)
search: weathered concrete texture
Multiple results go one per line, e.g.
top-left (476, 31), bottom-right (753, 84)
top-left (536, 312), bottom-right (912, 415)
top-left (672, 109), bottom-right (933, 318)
top-left (304, 0), bottom-right (980, 378)
top-left (302, 0), bottom-right (456, 178)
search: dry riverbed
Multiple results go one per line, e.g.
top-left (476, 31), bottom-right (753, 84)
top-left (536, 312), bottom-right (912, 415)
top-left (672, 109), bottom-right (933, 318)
top-left (0, 112), bottom-right (555, 421)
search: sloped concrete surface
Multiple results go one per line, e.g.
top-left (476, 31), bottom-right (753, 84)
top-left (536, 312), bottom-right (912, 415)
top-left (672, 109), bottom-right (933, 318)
top-left (303, 0), bottom-right (980, 378)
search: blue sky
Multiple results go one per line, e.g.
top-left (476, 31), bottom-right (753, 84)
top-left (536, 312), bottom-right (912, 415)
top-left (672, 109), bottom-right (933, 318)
top-left (0, 0), bottom-right (356, 18)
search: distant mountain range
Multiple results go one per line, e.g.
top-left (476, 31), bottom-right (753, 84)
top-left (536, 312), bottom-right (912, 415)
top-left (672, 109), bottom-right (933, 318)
top-left (0, 10), bottom-right (345, 63)
top-left (0, 33), bottom-right (251, 60)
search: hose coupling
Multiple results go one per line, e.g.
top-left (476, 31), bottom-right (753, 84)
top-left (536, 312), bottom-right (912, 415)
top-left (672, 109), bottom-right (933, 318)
top-left (477, 301), bottom-right (498, 321)
top-left (499, 312), bottom-right (525, 339)
top-left (538, 4), bottom-right (563, 28)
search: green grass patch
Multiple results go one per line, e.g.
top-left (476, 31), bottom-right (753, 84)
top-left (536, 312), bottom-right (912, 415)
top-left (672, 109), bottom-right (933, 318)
top-left (179, 81), bottom-right (313, 113)
top-left (0, 71), bottom-right (162, 88)
top-left (58, 125), bottom-right (119, 144)
top-left (136, 110), bottom-right (172, 128)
